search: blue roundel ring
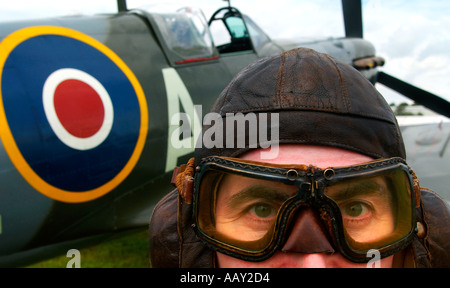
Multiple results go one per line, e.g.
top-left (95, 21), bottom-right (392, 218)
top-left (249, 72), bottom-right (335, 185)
top-left (0, 26), bottom-right (148, 203)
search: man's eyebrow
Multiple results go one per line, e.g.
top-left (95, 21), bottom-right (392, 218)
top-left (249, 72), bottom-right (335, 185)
top-left (225, 186), bottom-right (293, 209)
top-left (326, 179), bottom-right (388, 202)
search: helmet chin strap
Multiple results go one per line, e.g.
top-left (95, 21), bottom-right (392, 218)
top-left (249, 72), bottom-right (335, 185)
top-left (281, 209), bottom-right (335, 254)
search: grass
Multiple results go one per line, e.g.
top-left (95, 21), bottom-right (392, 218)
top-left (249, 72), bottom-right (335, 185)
top-left (25, 228), bottom-right (151, 268)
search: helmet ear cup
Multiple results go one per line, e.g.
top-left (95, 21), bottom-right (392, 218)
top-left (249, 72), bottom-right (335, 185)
top-left (281, 208), bottom-right (335, 254)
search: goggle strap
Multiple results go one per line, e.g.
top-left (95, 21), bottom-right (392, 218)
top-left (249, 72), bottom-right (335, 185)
top-left (171, 157), bottom-right (195, 204)
top-left (410, 169), bottom-right (421, 208)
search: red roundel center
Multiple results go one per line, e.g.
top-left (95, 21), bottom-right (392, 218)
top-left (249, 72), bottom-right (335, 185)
top-left (54, 79), bottom-right (105, 138)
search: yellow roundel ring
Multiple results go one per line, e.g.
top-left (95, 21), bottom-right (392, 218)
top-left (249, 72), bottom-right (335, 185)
top-left (0, 26), bottom-right (148, 203)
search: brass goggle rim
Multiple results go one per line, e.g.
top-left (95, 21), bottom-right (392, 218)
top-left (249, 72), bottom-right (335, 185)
top-left (192, 156), bottom-right (417, 263)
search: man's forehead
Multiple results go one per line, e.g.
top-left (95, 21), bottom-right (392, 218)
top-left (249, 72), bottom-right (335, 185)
top-left (239, 144), bottom-right (374, 168)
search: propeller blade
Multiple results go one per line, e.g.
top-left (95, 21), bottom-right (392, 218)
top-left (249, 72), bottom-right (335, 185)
top-left (342, 0), bottom-right (363, 38)
top-left (377, 71), bottom-right (450, 118)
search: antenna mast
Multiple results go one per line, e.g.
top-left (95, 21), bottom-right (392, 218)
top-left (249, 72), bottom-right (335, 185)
top-left (223, 0), bottom-right (231, 8)
top-left (117, 0), bottom-right (128, 12)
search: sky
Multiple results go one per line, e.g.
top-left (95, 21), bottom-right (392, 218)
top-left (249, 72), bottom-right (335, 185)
top-left (1, 0), bottom-right (450, 106)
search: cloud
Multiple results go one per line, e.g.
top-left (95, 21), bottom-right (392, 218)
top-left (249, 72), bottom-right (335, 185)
top-left (1, 0), bottom-right (116, 21)
top-left (362, 0), bottom-right (450, 103)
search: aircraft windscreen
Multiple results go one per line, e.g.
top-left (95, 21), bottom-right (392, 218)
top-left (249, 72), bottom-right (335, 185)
top-left (150, 7), bottom-right (214, 59)
top-left (243, 15), bottom-right (270, 49)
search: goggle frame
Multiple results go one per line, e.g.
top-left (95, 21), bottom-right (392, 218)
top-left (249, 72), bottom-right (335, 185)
top-left (192, 156), bottom-right (418, 263)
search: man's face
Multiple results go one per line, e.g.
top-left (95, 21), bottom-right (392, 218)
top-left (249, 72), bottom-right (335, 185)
top-left (215, 144), bottom-right (395, 268)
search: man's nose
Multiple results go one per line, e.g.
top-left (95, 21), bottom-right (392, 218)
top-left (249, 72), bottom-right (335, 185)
top-left (281, 208), bottom-right (335, 254)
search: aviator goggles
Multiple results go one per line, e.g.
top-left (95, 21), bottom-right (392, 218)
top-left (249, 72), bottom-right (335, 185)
top-left (187, 156), bottom-right (420, 263)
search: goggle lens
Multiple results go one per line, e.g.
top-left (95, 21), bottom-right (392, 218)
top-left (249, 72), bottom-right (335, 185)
top-left (324, 169), bottom-right (413, 252)
top-left (198, 171), bottom-right (297, 252)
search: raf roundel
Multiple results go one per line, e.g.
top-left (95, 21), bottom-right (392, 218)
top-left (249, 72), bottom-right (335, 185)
top-left (43, 68), bottom-right (114, 151)
top-left (0, 26), bottom-right (148, 203)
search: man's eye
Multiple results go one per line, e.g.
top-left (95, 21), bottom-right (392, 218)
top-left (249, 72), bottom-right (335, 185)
top-left (342, 202), bottom-right (370, 218)
top-left (249, 203), bottom-right (276, 218)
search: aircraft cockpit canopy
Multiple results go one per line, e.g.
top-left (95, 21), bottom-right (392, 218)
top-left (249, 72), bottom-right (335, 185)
top-left (208, 7), bottom-right (271, 54)
top-left (144, 6), bottom-right (217, 64)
